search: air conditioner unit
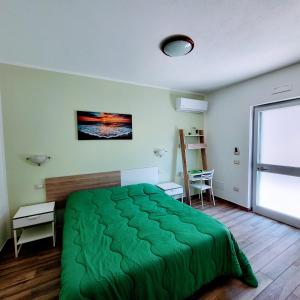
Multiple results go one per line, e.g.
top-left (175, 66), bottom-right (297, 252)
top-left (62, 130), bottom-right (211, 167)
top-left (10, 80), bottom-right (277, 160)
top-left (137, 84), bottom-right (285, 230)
top-left (176, 98), bottom-right (208, 113)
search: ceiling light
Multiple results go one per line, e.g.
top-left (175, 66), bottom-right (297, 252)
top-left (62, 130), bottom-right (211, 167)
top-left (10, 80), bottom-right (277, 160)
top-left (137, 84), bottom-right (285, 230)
top-left (161, 35), bottom-right (194, 57)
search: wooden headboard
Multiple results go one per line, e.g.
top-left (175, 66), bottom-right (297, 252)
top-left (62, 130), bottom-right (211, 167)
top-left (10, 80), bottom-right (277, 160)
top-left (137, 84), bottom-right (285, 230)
top-left (45, 171), bottom-right (121, 205)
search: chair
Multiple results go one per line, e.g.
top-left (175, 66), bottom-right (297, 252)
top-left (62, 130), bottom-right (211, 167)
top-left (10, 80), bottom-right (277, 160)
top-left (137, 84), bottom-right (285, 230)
top-left (190, 170), bottom-right (215, 208)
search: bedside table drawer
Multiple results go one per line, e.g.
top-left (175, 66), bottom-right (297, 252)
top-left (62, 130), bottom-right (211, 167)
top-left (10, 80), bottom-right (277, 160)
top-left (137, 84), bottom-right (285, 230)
top-left (13, 212), bottom-right (54, 229)
top-left (165, 188), bottom-right (183, 196)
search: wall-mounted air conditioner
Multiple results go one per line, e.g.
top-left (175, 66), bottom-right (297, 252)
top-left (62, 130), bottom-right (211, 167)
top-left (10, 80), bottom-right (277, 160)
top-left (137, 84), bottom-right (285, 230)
top-left (176, 98), bottom-right (208, 113)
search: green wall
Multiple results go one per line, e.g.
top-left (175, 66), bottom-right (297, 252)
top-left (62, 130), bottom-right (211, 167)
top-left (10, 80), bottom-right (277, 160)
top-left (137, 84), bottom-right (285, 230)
top-left (0, 93), bottom-right (9, 250)
top-left (0, 64), bottom-right (204, 217)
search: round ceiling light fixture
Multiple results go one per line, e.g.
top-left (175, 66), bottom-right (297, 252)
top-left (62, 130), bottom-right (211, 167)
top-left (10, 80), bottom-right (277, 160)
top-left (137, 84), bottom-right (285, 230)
top-left (161, 35), bottom-right (194, 57)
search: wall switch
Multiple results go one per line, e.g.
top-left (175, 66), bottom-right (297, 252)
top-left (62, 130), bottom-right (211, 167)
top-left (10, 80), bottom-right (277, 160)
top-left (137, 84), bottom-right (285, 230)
top-left (234, 160), bottom-right (240, 165)
top-left (233, 186), bottom-right (240, 192)
top-left (234, 147), bottom-right (240, 155)
top-left (34, 183), bottom-right (44, 190)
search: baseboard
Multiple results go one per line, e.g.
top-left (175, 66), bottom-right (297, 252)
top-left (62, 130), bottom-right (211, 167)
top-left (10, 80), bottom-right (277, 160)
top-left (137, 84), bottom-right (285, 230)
top-left (214, 196), bottom-right (251, 211)
top-left (189, 192), bottom-right (251, 212)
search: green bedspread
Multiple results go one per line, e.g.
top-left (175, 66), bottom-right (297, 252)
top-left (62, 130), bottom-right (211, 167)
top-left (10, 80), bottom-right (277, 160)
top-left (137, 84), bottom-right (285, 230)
top-left (60, 184), bottom-right (257, 300)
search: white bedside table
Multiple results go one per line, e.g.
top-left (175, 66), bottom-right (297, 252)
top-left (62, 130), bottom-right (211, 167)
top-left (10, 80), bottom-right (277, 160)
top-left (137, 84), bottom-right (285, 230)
top-left (156, 182), bottom-right (184, 202)
top-left (12, 202), bottom-right (56, 258)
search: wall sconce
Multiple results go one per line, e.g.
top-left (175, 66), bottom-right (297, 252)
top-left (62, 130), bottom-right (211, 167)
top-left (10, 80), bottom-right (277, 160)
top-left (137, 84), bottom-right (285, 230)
top-left (26, 155), bottom-right (51, 166)
top-left (153, 148), bottom-right (167, 158)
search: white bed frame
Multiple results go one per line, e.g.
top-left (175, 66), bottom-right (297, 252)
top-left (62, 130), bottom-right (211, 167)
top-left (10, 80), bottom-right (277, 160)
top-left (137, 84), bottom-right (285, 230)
top-left (121, 167), bottom-right (159, 186)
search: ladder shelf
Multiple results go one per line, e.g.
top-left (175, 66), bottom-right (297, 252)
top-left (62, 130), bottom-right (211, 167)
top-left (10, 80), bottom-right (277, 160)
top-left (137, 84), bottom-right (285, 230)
top-left (185, 143), bottom-right (206, 150)
top-left (179, 129), bottom-right (208, 205)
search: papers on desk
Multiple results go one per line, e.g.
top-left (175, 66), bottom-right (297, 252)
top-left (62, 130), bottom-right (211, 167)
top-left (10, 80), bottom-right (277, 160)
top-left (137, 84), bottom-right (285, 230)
top-left (188, 170), bottom-right (207, 181)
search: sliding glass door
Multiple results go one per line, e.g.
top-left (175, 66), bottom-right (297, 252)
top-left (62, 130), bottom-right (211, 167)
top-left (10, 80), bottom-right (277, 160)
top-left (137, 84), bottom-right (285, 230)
top-left (252, 98), bottom-right (300, 228)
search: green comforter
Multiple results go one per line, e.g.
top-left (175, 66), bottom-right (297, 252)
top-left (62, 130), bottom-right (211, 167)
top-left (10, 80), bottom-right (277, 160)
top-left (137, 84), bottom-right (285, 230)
top-left (60, 184), bottom-right (257, 300)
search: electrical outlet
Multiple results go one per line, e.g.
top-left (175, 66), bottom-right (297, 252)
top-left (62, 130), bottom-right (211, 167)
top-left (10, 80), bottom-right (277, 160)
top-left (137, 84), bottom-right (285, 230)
top-left (233, 186), bottom-right (240, 192)
top-left (34, 183), bottom-right (44, 190)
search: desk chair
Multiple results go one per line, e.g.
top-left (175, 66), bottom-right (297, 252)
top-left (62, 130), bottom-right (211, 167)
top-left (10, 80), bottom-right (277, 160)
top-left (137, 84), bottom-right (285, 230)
top-left (190, 170), bottom-right (215, 208)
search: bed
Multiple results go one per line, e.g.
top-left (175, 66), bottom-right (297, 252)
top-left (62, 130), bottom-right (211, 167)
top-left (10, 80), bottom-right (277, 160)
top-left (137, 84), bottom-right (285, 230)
top-left (58, 183), bottom-right (257, 300)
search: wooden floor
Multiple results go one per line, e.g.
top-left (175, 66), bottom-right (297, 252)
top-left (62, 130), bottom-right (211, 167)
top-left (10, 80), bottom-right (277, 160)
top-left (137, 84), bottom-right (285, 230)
top-left (1, 200), bottom-right (300, 300)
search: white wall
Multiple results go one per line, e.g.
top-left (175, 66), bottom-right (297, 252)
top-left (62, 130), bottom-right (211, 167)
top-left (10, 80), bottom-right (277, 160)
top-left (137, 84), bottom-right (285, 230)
top-left (206, 63), bottom-right (300, 208)
top-left (0, 93), bottom-right (9, 251)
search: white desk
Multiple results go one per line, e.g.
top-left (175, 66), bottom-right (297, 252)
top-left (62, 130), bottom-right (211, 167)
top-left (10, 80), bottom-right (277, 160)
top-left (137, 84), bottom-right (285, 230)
top-left (156, 182), bottom-right (184, 202)
top-left (13, 202), bottom-right (55, 258)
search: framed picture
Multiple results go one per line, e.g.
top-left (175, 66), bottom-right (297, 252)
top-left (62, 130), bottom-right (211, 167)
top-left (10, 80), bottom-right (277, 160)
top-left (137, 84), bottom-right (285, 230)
top-left (77, 111), bottom-right (132, 140)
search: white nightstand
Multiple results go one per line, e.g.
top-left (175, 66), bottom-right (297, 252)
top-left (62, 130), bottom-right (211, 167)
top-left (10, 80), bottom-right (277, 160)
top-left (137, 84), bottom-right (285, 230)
top-left (12, 202), bottom-right (56, 258)
top-left (156, 182), bottom-right (184, 202)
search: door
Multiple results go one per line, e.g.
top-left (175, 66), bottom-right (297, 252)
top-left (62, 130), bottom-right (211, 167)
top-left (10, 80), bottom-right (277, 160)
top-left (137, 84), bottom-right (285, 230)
top-left (252, 98), bottom-right (300, 228)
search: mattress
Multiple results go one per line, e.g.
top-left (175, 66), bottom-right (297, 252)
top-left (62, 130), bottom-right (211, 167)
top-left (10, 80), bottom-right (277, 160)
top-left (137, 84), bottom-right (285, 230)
top-left (60, 184), bottom-right (257, 300)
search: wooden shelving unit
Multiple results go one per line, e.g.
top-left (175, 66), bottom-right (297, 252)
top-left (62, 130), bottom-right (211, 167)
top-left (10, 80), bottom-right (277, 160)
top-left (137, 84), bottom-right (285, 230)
top-left (185, 143), bottom-right (206, 150)
top-left (179, 129), bottom-right (208, 205)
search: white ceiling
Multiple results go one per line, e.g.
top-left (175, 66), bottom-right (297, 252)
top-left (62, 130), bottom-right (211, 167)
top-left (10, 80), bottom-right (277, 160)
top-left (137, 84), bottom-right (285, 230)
top-left (1, 0), bottom-right (300, 93)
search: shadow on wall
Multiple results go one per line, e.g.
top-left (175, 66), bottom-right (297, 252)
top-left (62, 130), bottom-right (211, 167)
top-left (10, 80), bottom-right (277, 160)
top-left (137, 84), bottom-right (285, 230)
top-left (172, 128), bottom-right (181, 183)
